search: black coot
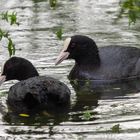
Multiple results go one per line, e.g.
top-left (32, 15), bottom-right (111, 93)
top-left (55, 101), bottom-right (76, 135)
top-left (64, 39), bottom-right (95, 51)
top-left (0, 57), bottom-right (71, 114)
top-left (55, 35), bottom-right (140, 83)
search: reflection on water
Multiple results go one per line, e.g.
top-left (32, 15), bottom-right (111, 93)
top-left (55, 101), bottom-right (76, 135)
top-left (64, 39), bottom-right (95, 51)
top-left (0, 0), bottom-right (140, 139)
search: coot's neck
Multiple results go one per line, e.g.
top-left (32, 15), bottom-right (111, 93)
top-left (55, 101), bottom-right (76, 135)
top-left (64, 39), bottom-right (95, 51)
top-left (75, 54), bottom-right (100, 66)
top-left (69, 55), bottom-right (100, 80)
top-left (75, 45), bottom-right (100, 67)
top-left (75, 38), bottom-right (100, 66)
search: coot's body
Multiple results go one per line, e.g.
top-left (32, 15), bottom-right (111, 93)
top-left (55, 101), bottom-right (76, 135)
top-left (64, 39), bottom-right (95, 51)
top-left (8, 76), bottom-right (70, 113)
top-left (69, 46), bottom-right (140, 82)
top-left (0, 57), bottom-right (71, 114)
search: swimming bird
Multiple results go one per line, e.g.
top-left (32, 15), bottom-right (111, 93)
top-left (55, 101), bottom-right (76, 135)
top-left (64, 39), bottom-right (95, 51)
top-left (55, 35), bottom-right (140, 83)
top-left (0, 57), bottom-right (71, 114)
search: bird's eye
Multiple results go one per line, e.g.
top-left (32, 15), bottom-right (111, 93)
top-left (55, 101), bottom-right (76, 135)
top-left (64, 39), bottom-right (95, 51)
top-left (71, 43), bottom-right (76, 48)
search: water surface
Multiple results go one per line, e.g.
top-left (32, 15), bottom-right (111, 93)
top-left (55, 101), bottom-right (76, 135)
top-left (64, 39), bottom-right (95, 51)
top-left (0, 0), bottom-right (140, 139)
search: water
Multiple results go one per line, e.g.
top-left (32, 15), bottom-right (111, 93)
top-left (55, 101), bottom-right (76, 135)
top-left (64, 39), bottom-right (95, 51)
top-left (0, 0), bottom-right (140, 139)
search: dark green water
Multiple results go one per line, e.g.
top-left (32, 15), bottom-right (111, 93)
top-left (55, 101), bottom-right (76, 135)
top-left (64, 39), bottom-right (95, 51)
top-left (0, 0), bottom-right (140, 139)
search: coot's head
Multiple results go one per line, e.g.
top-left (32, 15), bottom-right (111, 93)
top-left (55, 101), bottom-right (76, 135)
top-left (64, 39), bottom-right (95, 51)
top-left (0, 57), bottom-right (39, 83)
top-left (55, 35), bottom-right (100, 65)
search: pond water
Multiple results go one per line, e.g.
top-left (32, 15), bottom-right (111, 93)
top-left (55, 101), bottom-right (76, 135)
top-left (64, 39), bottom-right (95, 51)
top-left (0, 0), bottom-right (140, 139)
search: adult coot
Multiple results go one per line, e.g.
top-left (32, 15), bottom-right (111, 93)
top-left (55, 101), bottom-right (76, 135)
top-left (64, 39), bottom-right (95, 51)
top-left (0, 57), bottom-right (71, 114)
top-left (55, 35), bottom-right (140, 83)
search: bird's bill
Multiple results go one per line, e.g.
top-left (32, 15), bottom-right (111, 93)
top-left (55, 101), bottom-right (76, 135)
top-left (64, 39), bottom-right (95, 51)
top-left (0, 75), bottom-right (6, 86)
top-left (55, 37), bottom-right (71, 65)
top-left (55, 51), bottom-right (70, 65)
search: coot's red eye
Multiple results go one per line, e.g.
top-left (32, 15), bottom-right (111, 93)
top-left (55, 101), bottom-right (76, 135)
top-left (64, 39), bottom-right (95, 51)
top-left (71, 43), bottom-right (76, 48)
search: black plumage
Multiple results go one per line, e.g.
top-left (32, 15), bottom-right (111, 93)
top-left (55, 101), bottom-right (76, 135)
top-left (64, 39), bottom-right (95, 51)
top-left (55, 35), bottom-right (140, 83)
top-left (0, 57), bottom-right (70, 114)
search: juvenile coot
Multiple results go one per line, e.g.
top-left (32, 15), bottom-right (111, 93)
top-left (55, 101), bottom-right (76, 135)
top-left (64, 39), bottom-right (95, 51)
top-left (55, 35), bottom-right (140, 83)
top-left (0, 57), bottom-right (71, 113)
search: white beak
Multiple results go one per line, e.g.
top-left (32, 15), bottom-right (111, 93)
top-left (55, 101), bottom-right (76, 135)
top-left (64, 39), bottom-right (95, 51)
top-left (0, 75), bottom-right (6, 86)
top-left (55, 51), bottom-right (70, 65)
top-left (55, 37), bottom-right (71, 65)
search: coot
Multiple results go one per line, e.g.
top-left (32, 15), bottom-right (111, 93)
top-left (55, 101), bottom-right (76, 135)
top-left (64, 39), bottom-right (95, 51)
top-left (55, 35), bottom-right (140, 83)
top-left (0, 57), bottom-right (71, 113)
